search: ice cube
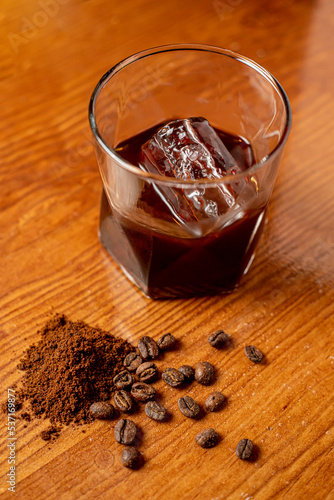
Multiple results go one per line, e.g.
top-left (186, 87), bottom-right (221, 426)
top-left (139, 117), bottom-right (242, 232)
top-left (140, 117), bottom-right (239, 180)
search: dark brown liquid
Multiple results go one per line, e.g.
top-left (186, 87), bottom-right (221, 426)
top-left (99, 124), bottom-right (265, 298)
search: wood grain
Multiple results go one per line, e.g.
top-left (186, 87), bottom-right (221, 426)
top-left (1, 0), bottom-right (334, 499)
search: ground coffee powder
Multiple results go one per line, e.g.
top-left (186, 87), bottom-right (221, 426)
top-left (17, 314), bottom-right (134, 425)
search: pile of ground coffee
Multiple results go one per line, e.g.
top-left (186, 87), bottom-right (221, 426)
top-left (17, 314), bottom-right (134, 425)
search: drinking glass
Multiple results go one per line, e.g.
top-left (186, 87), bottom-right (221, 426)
top-left (89, 44), bottom-right (291, 298)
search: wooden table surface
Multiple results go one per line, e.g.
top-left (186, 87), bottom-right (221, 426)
top-left (1, 0), bottom-right (334, 499)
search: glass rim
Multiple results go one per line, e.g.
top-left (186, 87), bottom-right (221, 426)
top-left (88, 43), bottom-right (292, 187)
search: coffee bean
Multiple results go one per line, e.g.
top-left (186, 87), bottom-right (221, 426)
top-left (236, 438), bottom-right (253, 460)
top-left (136, 362), bottom-right (158, 383)
top-left (157, 333), bottom-right (176, 351)
top-left (194, 362), bottom-right (214, 385)
top-left (162, 367), bottom-right (185, 387)
top-left (113, 370), bottom-right (134, 390)
top-left (123, 352), bottom-right (143, 372)
top-left (195, 428), bottom-right (219, 448)
top-left (204, 391), bottom-right (225, 412)
top-left (114, 419), bottom-right (137, 445)
top-left (178, 396), bottom-right (200, 418)
top-left (178, 365), bottom-right (195, 382)
top-left (113, 390), bottom-right (134, 413)
top-left (138, 336), bottom-right (159, 360)
top-left (145, 401), bottom-right (167, 421)
top-left (244, 345), bottom-right (263, 363)
top-left (121, 447), bottom-right (143, 469)
top-left (131, 382), bottom-right (156, 402)
top-left (208, 330), bottom-right (229, 348)
top-left (89, 402), bottom-right (114, 420)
